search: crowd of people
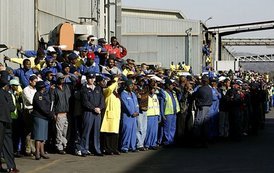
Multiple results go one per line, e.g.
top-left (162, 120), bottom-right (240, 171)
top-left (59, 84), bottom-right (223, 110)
top-left (0, 35), bottom-right (273, 173)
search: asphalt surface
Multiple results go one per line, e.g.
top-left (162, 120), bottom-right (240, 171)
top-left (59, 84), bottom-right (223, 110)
top-left (8, 110), bottom-right (274, 173)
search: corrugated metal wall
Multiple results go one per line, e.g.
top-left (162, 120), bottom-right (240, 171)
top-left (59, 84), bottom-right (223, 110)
top-left (38, 0), bottom-right (91, 43)
top-left (0, 0), bottom-right (35, 58)
top-left (121, 14), bottom-right (203, 74)
top-left (0, 0), bottom-right (91, 59)
top-left (122, 16), bottom-right (200, 36)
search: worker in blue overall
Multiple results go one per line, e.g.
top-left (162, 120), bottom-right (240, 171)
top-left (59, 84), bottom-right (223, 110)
top-left (160, 79), bottom-right (180, 146)
top-left (120, 80), bottom-right (139, 153)
top-left (144, 84), bottom-right (160, 150)
top-left (156, 83), bottom-right (165, 146)
top-left (208, 78), bottom-right (221, 139)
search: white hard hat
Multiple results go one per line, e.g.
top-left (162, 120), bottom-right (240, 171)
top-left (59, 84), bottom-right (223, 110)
top-left (47, 46), bottom-right (56, 52)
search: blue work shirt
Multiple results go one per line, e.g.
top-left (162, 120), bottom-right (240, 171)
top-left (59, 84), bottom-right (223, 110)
top-left (94, 45), bottom-right (107, 65)
top-left (41, 66), bottom-right (58, 79)
top-left (78, 63), bottom-right (100, 75)
top-left (121, 90), bottom-right (139, 117)
top-left (13, 68), bottom-right (36, 88)
top-left (209, 87), bottom-right (221, 117)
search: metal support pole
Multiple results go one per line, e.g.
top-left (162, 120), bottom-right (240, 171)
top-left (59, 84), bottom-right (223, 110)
top-left (185, 28), bottom-right (192, 66)
top-left (34, 0), bottom-right (38, 50)
top-left (107, 0), bottom-right (110, 41)
top-left (99, 0), bottom-right (105, 38)
top-left (215, 32), bottom-right (220, 71)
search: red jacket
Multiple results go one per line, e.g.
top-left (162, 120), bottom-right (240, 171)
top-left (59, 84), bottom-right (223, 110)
top-left (105, 44), bottom-right (127, 59)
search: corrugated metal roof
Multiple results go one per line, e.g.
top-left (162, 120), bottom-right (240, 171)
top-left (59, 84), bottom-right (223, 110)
top-left (122, 6), bottom-right (186, 19)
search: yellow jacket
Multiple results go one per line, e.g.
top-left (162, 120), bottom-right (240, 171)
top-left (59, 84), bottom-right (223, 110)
top-left (100, 78), bottom-right (121, 133)
top-left (164, 90), bottom-right (180, 115)
top-left (147, 94), bottom-right (160, 116)
top-left (170, 64), bottom-right (176, 71)
top-left (9, 57), bottom-right (45, 71)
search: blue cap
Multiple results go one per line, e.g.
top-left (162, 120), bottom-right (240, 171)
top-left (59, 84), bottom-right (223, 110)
top-left (79, 47), bottom-right (88, 52)
top-left (45, 56), bottom-right (54, 62)
top-left (86, 73), bottom-right (96, 79)
top-left (68, 53), bottom-right (78, 60)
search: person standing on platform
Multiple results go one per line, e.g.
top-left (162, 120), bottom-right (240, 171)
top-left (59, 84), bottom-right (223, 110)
top-left (105, 36), bottom-right (127, 60)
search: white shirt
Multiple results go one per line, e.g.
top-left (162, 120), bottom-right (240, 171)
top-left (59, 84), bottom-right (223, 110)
top-left (22, 85), bottom-right (37, 109)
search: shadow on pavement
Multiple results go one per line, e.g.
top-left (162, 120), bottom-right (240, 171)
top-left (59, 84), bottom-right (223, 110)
top-left (124, 116), bottom-right (274, 173)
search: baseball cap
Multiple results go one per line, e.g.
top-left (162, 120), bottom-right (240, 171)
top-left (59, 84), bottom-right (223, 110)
top-left (9, 79), bottom-right (20, 86)
top-left (56, 72), bottom-right (65, 79)
top-left (98, 38), bottom-right (107, 43)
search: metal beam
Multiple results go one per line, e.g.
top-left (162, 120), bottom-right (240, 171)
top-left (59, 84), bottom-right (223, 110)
top-left (222, 38), bottom-right (274, 46)
top-left (236, 54), bottom-right (274, 62)
top-left (208, 20), bottom-right (274, 36)
top-left (209, 20), bottom-right (274, 30)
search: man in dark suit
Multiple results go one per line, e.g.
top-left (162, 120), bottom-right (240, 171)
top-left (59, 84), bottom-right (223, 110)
top-left (0, 66), bottom-right (20, 173)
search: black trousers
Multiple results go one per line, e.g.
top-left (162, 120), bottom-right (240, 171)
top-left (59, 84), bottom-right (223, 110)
top-left (101, 133), bottom-right (119, 153)
top-left (0, 121), bottom-right (16, 169)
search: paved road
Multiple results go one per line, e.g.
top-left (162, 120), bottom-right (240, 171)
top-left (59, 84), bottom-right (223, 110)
top-left (11, 110), bottom-right (274, 173)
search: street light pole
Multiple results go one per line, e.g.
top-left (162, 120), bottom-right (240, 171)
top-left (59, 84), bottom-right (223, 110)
top-left (204, 16), bottom-right (213, 26)
top-left (185, 28), bottom-right (192, 66)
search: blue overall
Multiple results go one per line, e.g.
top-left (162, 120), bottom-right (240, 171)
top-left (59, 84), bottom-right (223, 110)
top-left (144, 116), bottom-right (159, 148)
top-left (157, 91), bottom-right (165, 145)
top-left (208, 87), bottom-right (221, 138)
top-left (162, 90), bottom-right (177, 146)
top-left (120, 90), bottom-right (139, 152)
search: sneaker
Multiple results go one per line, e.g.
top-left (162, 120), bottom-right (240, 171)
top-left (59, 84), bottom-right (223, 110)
top-left (120, 150), bottom-right (128, 153)
top-left (7, 168), bottom-right (20, 173)
top-left (86, 151), bottom-right (92, 156)
top-left (94, 153), bottom-right (104, 157)
top-left (137, 147), bottom-right (145, 151)
top-left (149, 146), bottom-right (158, 150)
top-left (40, 154), bottom-right (50, 159)
top-left (75, 150), bottom-right (82, 156)
top-left (113, 150), bottom-right (121, 155)
top-left (243, 132), bottom-right (248, 136)
top-left (131, 149), bottom-right (139, 153)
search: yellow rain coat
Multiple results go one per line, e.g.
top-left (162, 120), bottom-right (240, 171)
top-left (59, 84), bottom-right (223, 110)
top-left (100, 78), bottom-right (121, 134)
